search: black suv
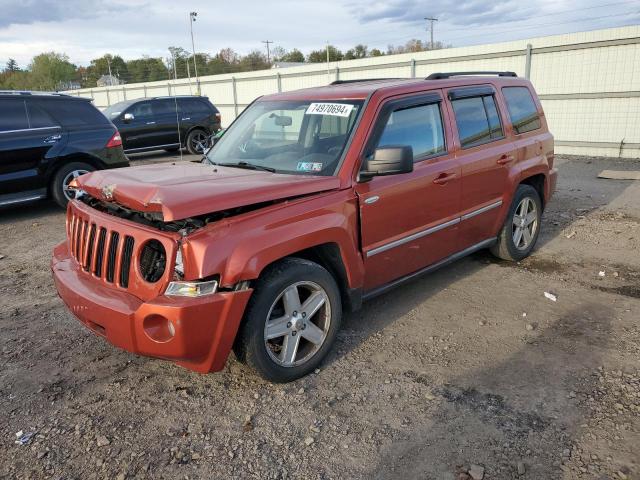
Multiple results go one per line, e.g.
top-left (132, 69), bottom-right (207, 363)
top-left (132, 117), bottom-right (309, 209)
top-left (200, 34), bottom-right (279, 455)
top-left (0, 92), bottom-right (129, 208)
top-left (103, 96), bottom-right (221, 155)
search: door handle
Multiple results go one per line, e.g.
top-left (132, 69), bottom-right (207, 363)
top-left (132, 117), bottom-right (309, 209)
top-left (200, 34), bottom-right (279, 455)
top-left (146, 121), bottom-right (156, 125)
top-left (181, 117), bottom-right (191, 121)
top-left (433, 172), bottom-right (457, 185)
top-left (43, 134), bottom-right (62, 144)
top-left (497, 154), bottom-right (515, 165)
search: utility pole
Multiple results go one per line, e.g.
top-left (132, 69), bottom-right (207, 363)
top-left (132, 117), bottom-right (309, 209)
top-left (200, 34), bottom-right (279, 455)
top-left (326, 41), bottom-right (331, 82)
top-left (424, 17), bottom-right (438, 50)
top-left (189, 11), bottom-right (200, 95)
top-left (262, 40), bottom-right (274, 64)
top-left (106, 56), bottom-right (113, 86)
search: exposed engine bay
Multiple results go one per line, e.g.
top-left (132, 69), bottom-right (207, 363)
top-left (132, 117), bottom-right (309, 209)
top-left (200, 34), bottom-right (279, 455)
top-left (79, 195), bottom-right (276, 235)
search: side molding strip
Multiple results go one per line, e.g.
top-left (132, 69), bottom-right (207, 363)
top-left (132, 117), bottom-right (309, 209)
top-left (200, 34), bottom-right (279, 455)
top-left (366, 200), bottom-right (503, 258)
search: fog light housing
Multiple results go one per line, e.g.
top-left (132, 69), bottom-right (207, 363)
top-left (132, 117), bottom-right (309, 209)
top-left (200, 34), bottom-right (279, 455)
top-left (165, 279), bottom-right (218, 297)
top-left (143, 314), bottom-right (175, 343)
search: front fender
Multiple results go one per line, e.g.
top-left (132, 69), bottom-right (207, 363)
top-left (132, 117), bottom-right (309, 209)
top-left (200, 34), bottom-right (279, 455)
top-left (181, 189), bottom-right (365, 290)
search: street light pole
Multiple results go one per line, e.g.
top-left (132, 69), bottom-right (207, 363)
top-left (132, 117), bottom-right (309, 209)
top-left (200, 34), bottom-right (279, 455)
top-left (189, 11), bottom-right (200, 95)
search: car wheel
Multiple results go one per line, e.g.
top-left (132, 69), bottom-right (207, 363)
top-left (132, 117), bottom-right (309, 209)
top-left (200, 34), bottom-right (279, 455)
top-left (51, 161), bottom-right (95, 208)
top-left (234, 257), bottom-right (342, 383)
top-left (186, 129), bottom-right (209, 155)
top-left (491, 184), bottom-right (542, 261)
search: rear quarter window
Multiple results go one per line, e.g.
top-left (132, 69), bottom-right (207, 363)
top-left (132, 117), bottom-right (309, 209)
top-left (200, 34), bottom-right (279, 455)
top-left (0, 98), bottom-right (29, 131)
top-left (42, 99), bottom-right (110, 127)
top-left (502, 87), bottom-right (541, 134)
top-left (180, 98), bottom-right (214, 114)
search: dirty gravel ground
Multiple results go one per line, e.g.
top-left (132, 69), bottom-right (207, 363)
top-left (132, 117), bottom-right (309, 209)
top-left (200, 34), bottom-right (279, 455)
top-left (1, 154), bottom-right (639, 480)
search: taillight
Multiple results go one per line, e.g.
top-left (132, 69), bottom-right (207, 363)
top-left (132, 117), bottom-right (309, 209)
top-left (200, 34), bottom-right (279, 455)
top-left (215, 112), bottom-right (221, 123)
top-left (106, 131), bottom-right (122, 148)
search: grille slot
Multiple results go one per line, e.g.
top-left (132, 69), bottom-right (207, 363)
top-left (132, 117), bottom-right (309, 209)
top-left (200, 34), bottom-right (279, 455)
top-left (84, 224), bottom-right (97, 272)
top-left (120, 236), bottom-right (135, 287)
top-left (106, 232), bottom-right (120, 283)
top-left (94, 227), bottom-right (107, 276)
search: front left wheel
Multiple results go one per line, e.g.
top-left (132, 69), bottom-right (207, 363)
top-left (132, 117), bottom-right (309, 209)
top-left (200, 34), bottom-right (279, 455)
top-left (234, 257), bottom-right (342, 383)
top-left (51, 161), bottom-right (95, 208)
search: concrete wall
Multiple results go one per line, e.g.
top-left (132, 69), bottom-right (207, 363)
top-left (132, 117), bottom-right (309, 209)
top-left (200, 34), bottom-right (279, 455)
top-left (65, 26), bottom-right (640, 158)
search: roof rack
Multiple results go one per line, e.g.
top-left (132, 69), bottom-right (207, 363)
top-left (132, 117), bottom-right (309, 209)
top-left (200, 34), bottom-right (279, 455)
top-left (330, 78), bottom-right (406, 85)
top-left (426, 71), bottom-right (517, 80)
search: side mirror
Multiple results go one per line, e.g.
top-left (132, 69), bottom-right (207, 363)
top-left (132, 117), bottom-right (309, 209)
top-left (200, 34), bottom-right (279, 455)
top-left (359, 145), bottom-right (413, 181)
top-left (123, 113), bottom-right (134, 123)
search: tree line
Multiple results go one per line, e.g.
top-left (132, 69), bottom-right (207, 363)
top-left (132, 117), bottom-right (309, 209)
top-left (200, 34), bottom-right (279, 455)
top-left (0, 39), bottom-right (449, 91)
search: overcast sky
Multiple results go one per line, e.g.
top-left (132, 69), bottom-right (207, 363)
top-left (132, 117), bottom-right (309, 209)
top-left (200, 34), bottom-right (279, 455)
top-left (1, 0), bottom-right (638, 68)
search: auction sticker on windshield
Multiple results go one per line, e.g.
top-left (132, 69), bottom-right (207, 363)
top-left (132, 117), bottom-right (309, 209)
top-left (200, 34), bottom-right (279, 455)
top-left (306, 103), bottom-right (354, 117)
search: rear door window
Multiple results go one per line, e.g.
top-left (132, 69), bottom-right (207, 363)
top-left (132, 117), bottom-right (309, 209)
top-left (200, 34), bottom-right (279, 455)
top-left (502, 87), bottom-right (541, 134)
top-left (0, 99), bottom-right (29, 131)
top-left (376, 103), bottom-right (446, 161)
top-left (27, 101), bottom-right (59, 128)
top-left (451, 95), bottom-right (504, 148)
top-left (153, 99), bottom-right (177, 115)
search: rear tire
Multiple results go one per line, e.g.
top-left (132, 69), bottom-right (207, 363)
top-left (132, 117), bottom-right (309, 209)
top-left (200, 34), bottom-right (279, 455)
top-left (51, 161), bottom-right (95, 208)
top-left (234, 257), bottom-right (342, 383)
top-left (186, 129), bottom-right (209, 155)
top-left (490, 184), bottom-right (542, 261)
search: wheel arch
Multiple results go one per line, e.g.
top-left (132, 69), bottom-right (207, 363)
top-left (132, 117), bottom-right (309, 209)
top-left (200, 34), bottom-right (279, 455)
top-left (45, 154), bottom-right (106, 194)
top-left (519, 172), bottom-right (546, 210)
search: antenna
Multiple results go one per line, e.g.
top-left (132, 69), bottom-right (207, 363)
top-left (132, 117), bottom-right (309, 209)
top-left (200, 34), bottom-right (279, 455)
top-left (169, 49), bottom-right (183, 162)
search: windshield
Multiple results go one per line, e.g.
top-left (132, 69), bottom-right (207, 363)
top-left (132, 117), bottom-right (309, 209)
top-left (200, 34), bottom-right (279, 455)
top-left (206, 99), bottom-right (363, 176)
top-left (102, 101), bottom-right (130, 118)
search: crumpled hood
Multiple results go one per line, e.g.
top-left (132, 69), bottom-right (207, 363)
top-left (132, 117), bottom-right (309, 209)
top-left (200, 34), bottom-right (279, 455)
top-left (76, 162), bottom-right (341, 221)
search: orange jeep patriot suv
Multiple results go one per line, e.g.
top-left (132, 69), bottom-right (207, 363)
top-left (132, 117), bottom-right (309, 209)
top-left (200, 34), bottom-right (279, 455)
top-left (52, 72), bottom-right (557, 382)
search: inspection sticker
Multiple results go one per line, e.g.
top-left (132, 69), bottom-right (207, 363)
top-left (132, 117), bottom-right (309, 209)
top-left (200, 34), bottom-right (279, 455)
top-left (297, 162), bottom-right (323, 172)
top-left (306, 102), bottom-right (354, 117)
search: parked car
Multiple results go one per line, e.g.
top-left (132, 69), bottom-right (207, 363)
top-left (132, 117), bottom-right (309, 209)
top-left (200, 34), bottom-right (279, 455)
top-left (103, 96), bottom-right (221, 155)
top-left (52, 72), bottom-right (557, 382)
top-left (0, 91), bottom-right (128, 208)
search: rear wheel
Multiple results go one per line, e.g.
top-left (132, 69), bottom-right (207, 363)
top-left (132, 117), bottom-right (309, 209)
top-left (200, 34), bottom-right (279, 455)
top-left (186, 129), bottom-right (209, 155)
top-left (491, 184), bottom-right (542, 261)
top-left (51, 161), bottom-right (95, 208)
top-left (234, 257), bottom-right (342, 383)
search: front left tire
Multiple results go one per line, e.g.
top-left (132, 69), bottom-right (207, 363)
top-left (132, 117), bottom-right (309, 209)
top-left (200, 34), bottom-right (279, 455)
top-left (234, 257), bottom-right (342, 383)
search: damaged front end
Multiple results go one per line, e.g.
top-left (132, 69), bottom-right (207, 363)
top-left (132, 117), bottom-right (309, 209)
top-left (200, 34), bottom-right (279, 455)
top-left (78, 194), bottom-right (277, 235)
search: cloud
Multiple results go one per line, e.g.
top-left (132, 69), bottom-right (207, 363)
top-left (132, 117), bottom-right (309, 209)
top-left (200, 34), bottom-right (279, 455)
top-left (0, 0), bottom-right (136, 28)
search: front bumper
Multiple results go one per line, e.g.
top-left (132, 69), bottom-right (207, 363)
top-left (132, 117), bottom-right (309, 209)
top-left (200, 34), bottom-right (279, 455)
top-left (51, 241), bottom-right (252, 373)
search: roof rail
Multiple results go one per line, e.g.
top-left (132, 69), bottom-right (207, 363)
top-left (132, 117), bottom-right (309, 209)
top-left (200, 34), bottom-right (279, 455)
top-left (0, 90), bottom-right (70, 96)
top-left (330, 78), bottom-right (406, 85)
top-left (426, 71), bottom-right (517, 80)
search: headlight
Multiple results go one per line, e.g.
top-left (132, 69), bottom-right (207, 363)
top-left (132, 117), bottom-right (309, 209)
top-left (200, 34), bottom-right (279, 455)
top-left (165, 279), bottom-right (218, 297)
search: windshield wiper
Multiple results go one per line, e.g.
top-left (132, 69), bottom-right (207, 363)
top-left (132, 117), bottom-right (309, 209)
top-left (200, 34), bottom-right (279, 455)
top-left (216, 161), bottom-right (276, 173)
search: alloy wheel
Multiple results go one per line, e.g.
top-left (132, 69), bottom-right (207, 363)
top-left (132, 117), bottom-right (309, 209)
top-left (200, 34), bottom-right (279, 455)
top-left (191, 131), bottom-right (209, 153)
top-left (512, 197), bottom-right (538, 250)
top-left (62, 169), bottom-right (89, 201)
top-left (264, 281), bottom-right (331, 367)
